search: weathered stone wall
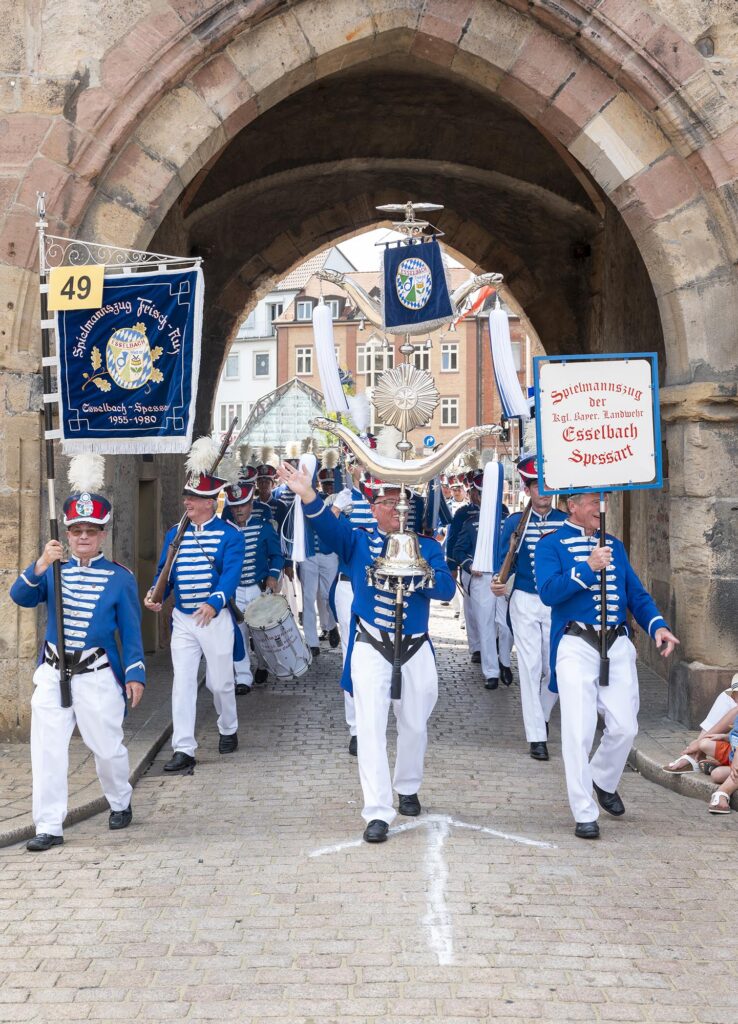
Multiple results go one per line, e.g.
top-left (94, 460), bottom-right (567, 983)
top-left (0, 0), bottom-right (736, 733)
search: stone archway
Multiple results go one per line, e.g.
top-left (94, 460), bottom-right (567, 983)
top-left (0, 0), bottom-right (736, 734)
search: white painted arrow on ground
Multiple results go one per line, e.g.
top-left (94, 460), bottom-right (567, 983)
top-left (309, 813), bottom-right (557, 965)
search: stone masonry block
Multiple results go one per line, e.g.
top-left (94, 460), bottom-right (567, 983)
top-left (418, 0), bottom-right (477, 45)
top-left (457, 0), bottom-right (532, 73)
top-left (552, 62), bottom-right (620, 133)
top-left (292, 0), bottom-right (374, 57)
top-left (135, 86), bottom-right (221, 174)
top-left (189, 52), bottom-right (255, 113)
top-left (226, 11), bottom-right (314, 98)
top-left (39, 0), bottom-right (152, 76)
top-left (80, 196), bottom-right (149, 250)
top-left (617, 153), bottom-right (701, 220)
top-left (102, 142), bottom-right (183, 215)
top-left (0, 115), bottom-right (52, 170)
top-left (648, 198), bottom-right (730, 292)
top-left (568, 92), bottom-right (671, 193)
top-left (509, 27), bottom-right (581, 101)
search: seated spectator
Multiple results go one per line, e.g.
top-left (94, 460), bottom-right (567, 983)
top-left (663, 675), bottom-right (738, 773)
top-left (707, 715), bottom-right (738, 814)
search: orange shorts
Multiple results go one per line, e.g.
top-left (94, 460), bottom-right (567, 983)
top-left (714, 740), bottom-right (731, 766)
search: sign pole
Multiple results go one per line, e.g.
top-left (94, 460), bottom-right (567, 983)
top-left (598, 490), bottom-right (609, 687)
top-left (36, 193), bottom-right (72, 708)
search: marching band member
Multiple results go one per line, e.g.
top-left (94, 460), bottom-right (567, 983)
top-left (445, 472), bottom-right (483, 667)
top-left (254, 457), bottom-right (288, 530)
top-left (145, 470), bottom-right (244, 771)
top-left (299, 467), bottom-right (340, 655)
top-left (277, 462), bottom-right (455, 844)
top-left (10, 455), bottom-right (145, 851)
top-left (224, 478), bottom-right (284, 694)
top-left (535, 491), bottom-right (679, 839)
top-left (492, 454), bottom-right (567, 760)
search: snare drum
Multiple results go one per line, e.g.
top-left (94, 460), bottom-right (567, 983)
top-left (242, 593), bottom-right (312, 680)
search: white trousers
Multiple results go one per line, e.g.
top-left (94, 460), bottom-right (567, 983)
top-left (350, 625), bottom-right (438, 824)
top-left (30, 662), bottom-right (132, 836)
top-left (299, 553), bottom-right (338, 646)
top-left (509, 589), bottom-right (558, 742)
top-left (557, 634), bottom-right (639, 822)
top-left (171, 607), bottom-right (238, 756)
top-left (233, 583), bottom-right (265, 686)
top-left (466, 574), bottom-right (514, 678)
top-left (335, 578), bottom-right (356, 736)
top-left (460, 570), bottom-right (480, 655)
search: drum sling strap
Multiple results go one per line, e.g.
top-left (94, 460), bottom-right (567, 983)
top-left (188, 532), bottom-right (245, 623)
top-left (355, 622), bottom-right (428, 698)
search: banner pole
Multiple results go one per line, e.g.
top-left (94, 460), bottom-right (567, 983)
top-left (36, 193), bottom-right (72, 708)
top-left (598, 490), bottom-right (610, 687)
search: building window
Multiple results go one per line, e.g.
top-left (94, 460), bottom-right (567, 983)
top-left (296, 347), bottom-right (313, 375)
top-left (296, 300), bottom-right (314, 321)
top-left (441, 343), bottom-right (458, 372)
top-left (326, 298), bottom-right (341, 319)
top-left (356, 339), bottom-right (394, 386)
top-left (441, 397), bottom-right (459, 427)
top-left (412, 345), bottom-right (430, 371)
top-left (511, 341), bottom-right (522, 372)
top-left (219, 403), bottom-right (243, 431)
top-left (254, 352), bottom-right (270, 377)
top-left (224, 352), bottom-right (239, 380)
top-left (268, 302), bottom-right (283, 324)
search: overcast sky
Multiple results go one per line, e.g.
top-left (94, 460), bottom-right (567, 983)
top-left (336, 227), bottom-right (463, 272)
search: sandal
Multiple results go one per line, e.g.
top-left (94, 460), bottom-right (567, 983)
top-left (699, 758), bottom-right (720, 776)
top-left (662, 755), bottom-right (700, 774)
top-left (708, 791), bottom-right (731, 814)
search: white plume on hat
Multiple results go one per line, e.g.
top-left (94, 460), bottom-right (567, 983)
top-left (321, 448), bottom-right (339, 470)
top-left (285, 441), bottom-right (301, 460)
top-left (258, 445), bottom-right (275, 466)
top-left (238, 443), bottom-right (252, 468)
top-left (68, 453), bottom-right (105, 494)
top-left (218, 450), bottom-right (243, 485)
top-left (185, 435), bottom-right (221, 477)
top-left (376, 425), bottom-right (404, 460)
top-left (347, 392), bottom-right (371, 433)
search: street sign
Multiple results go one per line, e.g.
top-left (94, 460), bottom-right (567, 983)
top-left (423, 434), bottom-right (436, 448)
top-left (534, 352), bottom-right (662, 494)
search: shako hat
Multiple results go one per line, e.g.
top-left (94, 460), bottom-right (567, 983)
top-left (224, 481), bottom-right (255, 506)
top-left (469, 471), bottom-right (485, 492)
top-left (183, 473), bottom-right (226, 497)
top-left (517, 452), bottom-right (538, 482)
top-left (63, 454), bottom-right (111, 527)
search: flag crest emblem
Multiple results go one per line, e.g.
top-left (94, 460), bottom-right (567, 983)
top-left (395, 256), bottom-right (432, 310)
top-left (106, 322), bottom-right (153, 390)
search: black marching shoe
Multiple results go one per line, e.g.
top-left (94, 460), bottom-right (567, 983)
top-left (471, 651), bottom-right (481, 664)
top-left (348, 735), bottom-right (358, 756)
top-left (163, 751), bottom-right (196, 773)
top-left (26, 833), bottom-right (63, 852)
top-left (500, 664), bottom-right (513, 687)
top-left (593, 781), bottom-right (625, 817)
top-left (254, 668), bottom-right (268, 684)
top-left (328, 626), bottom-right (340, 649)
top-left (109, 805), bottom-right (132, 830)
top-left (530, 741), bottom-right (549, 761)
top-left (484, 677), bottom-right (499, 690)
top-left (398, 793), bottom-right (421, 817)
top-left (310, 646), bottom-right (320, 657)
top-left (235, 683), bottom-right (251, 696)
top-left (319, 630), bottom-right (328, 641)
top-left (363, 819), bottom-right (389, 843)
top-left (218, 732), bottom-right (238, 754)
top-left (575, 820), bottom-right (600, 840)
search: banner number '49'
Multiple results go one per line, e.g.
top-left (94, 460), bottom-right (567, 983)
top-left (48, 265), bottom-right (104, 311)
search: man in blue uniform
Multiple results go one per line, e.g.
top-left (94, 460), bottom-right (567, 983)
top-left (492, 454), bottom-right (567, 759)
top-left (535, 491), bottom-right (679, 839)
top-left (277, 462), bottom-right (455, 844)
top-left (224, 479), bottom-right (284, 693)
top-left (145, 472), bottom-right (244, 771)
top-left (446, 474), bottom-right (481, 661)
top-left (10, 475), bottom-right (145, 851)
top-left (299, 467), bottom-right (340, 655)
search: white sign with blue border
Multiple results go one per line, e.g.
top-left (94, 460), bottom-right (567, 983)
top-left (533, 352), bottom-right (662, 494)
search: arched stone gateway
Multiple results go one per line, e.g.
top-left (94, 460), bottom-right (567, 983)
top-left (0, 0), bottom-right (736, 736)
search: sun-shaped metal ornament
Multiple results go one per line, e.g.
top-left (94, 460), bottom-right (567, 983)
top-left (371, 363), bottom-right (440, 434)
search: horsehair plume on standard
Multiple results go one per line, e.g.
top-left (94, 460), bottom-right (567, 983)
top-left (321, 448), bottom-right (340, 470)
top-left (376, 425), bottom-right (405, 460)
top-left (464, 448), bottom-right (482, 471)
top-left (285, 440), bottom-right (301, 460)
top-left (238, 443), bottom-right (252, 468)
top-left (347, 392), bottom-right (371, 433)
top-left (185, 435), bottom-right (221, 477)
top-left (68, 453), bottom-right (105, 493)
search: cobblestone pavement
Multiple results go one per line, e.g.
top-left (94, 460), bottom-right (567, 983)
top-left (1, 606), bottom-right (735, 1023)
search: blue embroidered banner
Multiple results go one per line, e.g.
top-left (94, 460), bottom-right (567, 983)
top-left (56, 267), bottom-right (203, 454)
top-left (381, 239), bottom-right (453, 335)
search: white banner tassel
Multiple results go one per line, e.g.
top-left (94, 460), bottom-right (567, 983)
top-left (291, 453), bottom-right (317, 562)
top-left (488, 299), bottom-right (529, 421)
top-left (313, 300), bottom-right (349, 415)
top-left (471, 461), bottom-right (504, 573)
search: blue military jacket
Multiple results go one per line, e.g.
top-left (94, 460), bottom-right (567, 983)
top-left (535, 521), bottom-right (668, 691)
top-left (233, 514), bottom-right (284, 587)
top-left (495, 507), bottom-right (568, 595)
top-left (446, 504), bottom-right (479, 570)
top-left (153, 515), bottom-right (244, 615)
top-left (10, 555), bottom-right (145, 690)
top-left (303, 495), bottom-right (455, 693)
